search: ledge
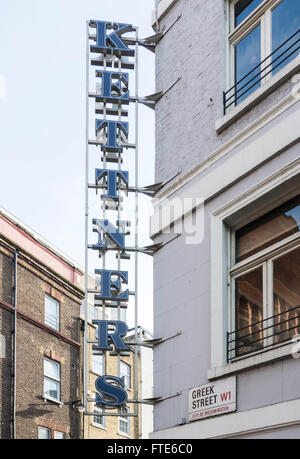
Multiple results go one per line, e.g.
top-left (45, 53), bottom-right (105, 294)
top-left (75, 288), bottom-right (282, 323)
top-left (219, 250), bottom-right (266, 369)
top-left (92, 422), bottom-right (106, 431)
top-left (118, 432), bottom-right (132, 439)
top-left (208, 342), bottom-right (293, 381)
top-left (0, 300), bottom-right (80, 349)
top-left (216, 54), bottom-right (300, 134)
top-left (150, 397), bottom-right (300, 439)
top-left (43, 394), bottom-right (64, 407)
top-left (150, 100), bottom-right (300, 236)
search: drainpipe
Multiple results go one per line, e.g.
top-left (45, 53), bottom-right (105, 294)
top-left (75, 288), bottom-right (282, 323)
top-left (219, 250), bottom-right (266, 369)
top-left (12, 250), bottom-right (18, 439)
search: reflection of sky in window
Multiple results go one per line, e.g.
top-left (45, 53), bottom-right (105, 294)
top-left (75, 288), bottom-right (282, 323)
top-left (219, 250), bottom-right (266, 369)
top-left (286, 205), bottom-right (300, 231)
top-left (235, 0), bottom-right (264, 27)
top-left (272, 0), bottom-right (300, 75)
top-left (236, 25), bottom-right (261, 103)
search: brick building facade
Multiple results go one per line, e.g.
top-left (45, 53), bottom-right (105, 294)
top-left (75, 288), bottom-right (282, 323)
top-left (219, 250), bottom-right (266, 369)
top-left (82, 320), bottom-right (141, 439)
top-left (0, 208), bottom-right (84, 439)
top-left (80, 276), bottom-right (153, 439)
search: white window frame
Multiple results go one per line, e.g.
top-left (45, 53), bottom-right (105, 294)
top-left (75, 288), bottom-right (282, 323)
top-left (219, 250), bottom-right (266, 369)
top-left (44, 358), bottom-right (61, 402)
top-left (38, 427), bottom-right (51, 439)
top-left (119, 361), bottom-right (131, 390)
top-left (45, 294), bottom-right (60, 331)
top-left (229, 218), bottom-right (300, 360)
top-left (0, 334), bottom-right (5, 359)
top-left (92, 353), bottom-right (104, 376)
top-left (119, 406), bottom-right (131, 437)
top-left (225, 0), bottom-right (292, 109)
top-left (109, 307), bottom-right (126, 322)
top-left (209, 161), bottom-right (300, 380)
top-left (92, 392), bottom-right (106, 429)
top-left (54, 431), bottom-right (66, 439)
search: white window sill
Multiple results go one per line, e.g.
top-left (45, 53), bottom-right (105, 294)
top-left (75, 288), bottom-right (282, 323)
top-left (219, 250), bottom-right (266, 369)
top-left (91, 371), bottom-right (103, 378)
top-left (92, 422), bottom-right (106, 430)
top-left (45, 323), bottom-right (60, 332)
top-left (43, 394), bottom-right (63, 407)
top-left (208, 341), bottom-right (293, 381)
top-left (216, 54), bottom-right (300, 134)
top-left (118, 432), bottom-right (132, 439)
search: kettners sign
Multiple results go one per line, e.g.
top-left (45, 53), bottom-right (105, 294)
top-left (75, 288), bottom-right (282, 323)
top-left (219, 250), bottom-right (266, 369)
top-left (83, 20), bottom-right (153, 418)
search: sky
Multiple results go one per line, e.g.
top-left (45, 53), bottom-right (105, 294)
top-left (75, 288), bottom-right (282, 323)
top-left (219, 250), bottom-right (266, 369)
top-left (0, 0), bottom-right (156, 331)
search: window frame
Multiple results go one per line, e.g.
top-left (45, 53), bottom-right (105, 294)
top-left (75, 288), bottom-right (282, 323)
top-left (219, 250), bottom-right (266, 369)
top-left (209, 163), bottom-right (300, 380)
top-left (92, 392), bottom-right (106, 429)
top-left (119, 406), bottom-right (131, 437)
top-left (44, 357), bottom-right (61, 402)
top-left (229, 224), bottom-right (300, 359)
top-left (92, 353), bottom-right (105, 376)
top-left (0, 334), bottom-right (5, 359)
top-left (226, 0), bottom-right (289, 108)
top-left (119, 360), bottom-right (131, 390)
top-left (38, 426), bottom-right (51, 439)
top-left (54, 431), bottom-right (66, 439)
top-left (45, 294), bottom-right (60, 332)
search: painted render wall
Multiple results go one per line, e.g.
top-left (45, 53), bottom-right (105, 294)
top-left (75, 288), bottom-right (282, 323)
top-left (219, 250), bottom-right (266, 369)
top-left (152, 0), bottom-right (300, 435)
top-left (154, 0), bottom-right (295, 184)
top-left (233, 425), bottom-right (300, 439)
top-left (153, 140), bottom-right (300, 432)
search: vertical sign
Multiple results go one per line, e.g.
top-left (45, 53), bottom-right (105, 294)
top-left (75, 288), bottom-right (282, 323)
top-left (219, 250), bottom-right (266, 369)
top-left (84, 20), bottom-right (140, 419)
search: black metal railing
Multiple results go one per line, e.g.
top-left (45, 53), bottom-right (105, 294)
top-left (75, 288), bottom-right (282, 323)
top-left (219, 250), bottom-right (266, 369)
top-left (227, 305), bottom-right (300, 362)
top-left (223, 28), bottom-right (300, 115)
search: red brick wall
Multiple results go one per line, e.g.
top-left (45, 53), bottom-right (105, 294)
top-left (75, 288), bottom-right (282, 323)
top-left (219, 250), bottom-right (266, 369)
top-left (0, 238), bottom-right (84, 439)
top-left (15, 319), bottom-right (80, 439)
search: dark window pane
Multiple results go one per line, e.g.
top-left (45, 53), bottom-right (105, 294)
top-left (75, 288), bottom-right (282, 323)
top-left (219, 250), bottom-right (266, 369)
top-left (235, 0), bottom-right (264, 27)
top-left (235, 267), bottom-right (263, 357)
top-left (236, 195), bottom-right (300, 263)
top-left (235, 25), bottom-right (261, 104)
top-left (273, 248), bottom-right (300, 343)
top-left (272, 0), bottom-right (300, 75)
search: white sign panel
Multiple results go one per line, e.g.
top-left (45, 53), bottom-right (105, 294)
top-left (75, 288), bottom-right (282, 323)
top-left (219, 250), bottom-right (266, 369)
top-left (188, 376), bottom-right (236, 422)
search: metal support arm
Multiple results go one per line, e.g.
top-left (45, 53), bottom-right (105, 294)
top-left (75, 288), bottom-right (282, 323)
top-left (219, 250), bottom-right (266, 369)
top-left (126, 331), bottom-right (182, 348)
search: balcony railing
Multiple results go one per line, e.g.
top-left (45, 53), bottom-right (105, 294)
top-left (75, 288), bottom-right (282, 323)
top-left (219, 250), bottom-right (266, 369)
top-left (227, 305), bottom-right (300, 362)
top-left (223, 28), bottom-right (300, 115)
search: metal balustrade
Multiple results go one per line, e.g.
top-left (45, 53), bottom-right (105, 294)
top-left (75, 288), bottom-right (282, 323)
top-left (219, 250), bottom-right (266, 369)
top-left (223, 28), bottom-right (300, 114)
top-left (227, 305), bottom-right (300, 362)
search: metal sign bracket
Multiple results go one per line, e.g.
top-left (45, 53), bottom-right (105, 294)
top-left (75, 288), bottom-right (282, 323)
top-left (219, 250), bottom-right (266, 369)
top-left (140, 14), bottom-right (182, 52)
top-left (132, 392), bottom-right (182, 405)
top-left (127, 331), bottom-right (182, 348)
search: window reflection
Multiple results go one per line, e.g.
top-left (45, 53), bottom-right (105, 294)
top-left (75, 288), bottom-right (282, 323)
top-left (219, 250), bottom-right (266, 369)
top-left (273, 248), bottom-right (300, 343)
top-left (236, 267), bottom-right (263, 357)
top-left (236, 195), bottom-right (300, 263)
top-left (235, 25), bottom-right (261, 103)
top-left (272, 0), bottom-right (300, 75)
top-left (235, 0), bottom-right (264, 27)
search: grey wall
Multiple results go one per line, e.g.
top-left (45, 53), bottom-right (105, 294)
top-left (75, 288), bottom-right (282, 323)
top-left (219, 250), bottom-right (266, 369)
top-left (155, 0), bottom-right (293, 184)
top-left (234, 425), bottom-right (300, 439)
top-left (153, 140), bottom-right (300, 432)
top-left (153, 0), bottom-right (300, 437)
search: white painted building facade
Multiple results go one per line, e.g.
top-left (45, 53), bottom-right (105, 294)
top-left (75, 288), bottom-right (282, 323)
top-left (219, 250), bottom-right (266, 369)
top-left (150, 0), bottom-right (300, 439)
